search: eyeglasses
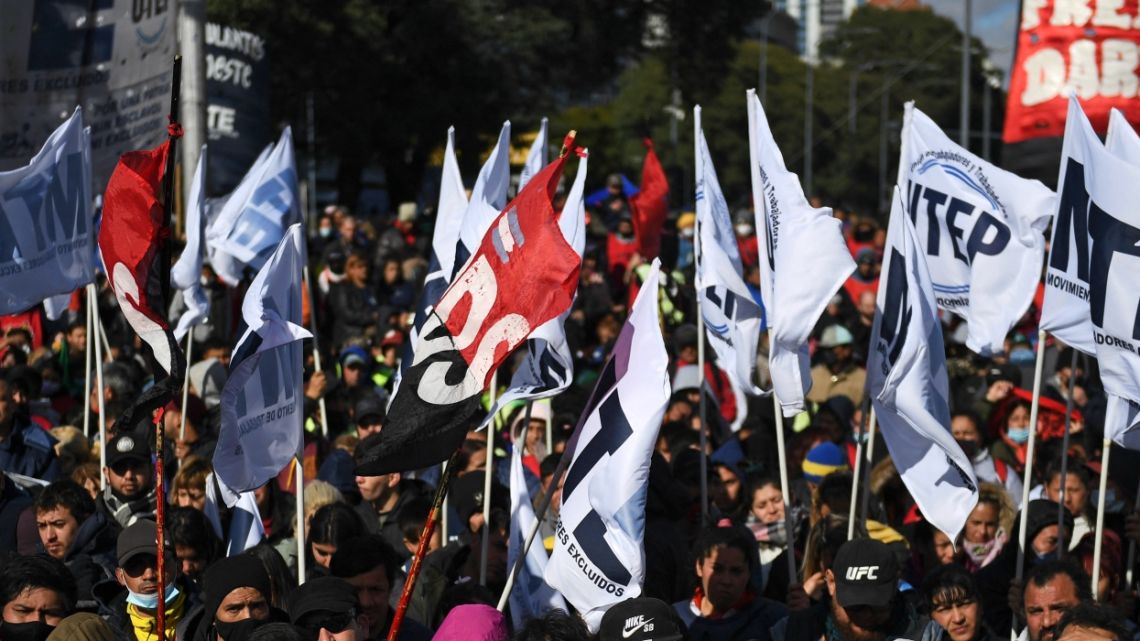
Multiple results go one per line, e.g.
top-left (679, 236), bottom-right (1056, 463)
top-left (302, 609), bottom-right (358, 634)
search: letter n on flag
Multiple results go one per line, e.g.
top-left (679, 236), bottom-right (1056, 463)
top-left (355, 137), bottom-right (583, 475)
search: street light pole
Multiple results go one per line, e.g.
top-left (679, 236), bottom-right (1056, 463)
top-left (805, 62), bottom-right (814, 196)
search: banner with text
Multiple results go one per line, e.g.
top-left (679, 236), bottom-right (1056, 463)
top-left (206, 22), bottom-right (272, 194)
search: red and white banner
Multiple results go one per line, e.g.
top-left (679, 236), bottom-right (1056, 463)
top-left (1004, 1), bottom-right (1140, 143)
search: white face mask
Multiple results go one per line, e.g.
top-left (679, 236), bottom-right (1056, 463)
top-left (735, 223), bottom-right (754, 237)
top-left (126, 582), bottom-right (180, 610)
top-left (680, 227), bottom-right (694, 239)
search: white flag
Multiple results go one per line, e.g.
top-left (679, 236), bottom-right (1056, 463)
top-left (172, 145), bottom-right (210, 340)
top-left (1060, 100), bottom-right (1140, 449)
top-left (215, 224), bottom-right (312, 492)
top-left (1106, 109), bottom-right (1140, 166)
top-left (479, 150), bottom-right (587, 427)
top-left (0, 107), bottom-right (94, 315)
top-left (508, 433), bottom-right (567, 628)
top-left (746, 90), bottom-right (855, 416)
top-left (695, 106), bottom-right (764, 396)
top-left (544, 259), bottom-right (671, 632)
top-left (204, 145), bottom-right (272, 286)
top-left (896, 103), bottom-right (1054, 355)
top-left (203, 473), bottom-right (265, 556)
top-left (205, 128), bottom-right (301, 284)
top-left (518, 118), bottom-right (548, 193)
top-left (868, 190), bottom-right (978, 541)
top-left (451, 121), bottom-right (511, 277)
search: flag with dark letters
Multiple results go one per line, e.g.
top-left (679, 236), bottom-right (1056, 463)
top-left (355, 136), bottom-right (582, 476)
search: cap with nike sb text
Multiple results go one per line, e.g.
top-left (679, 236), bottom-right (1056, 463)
top-left (831, 538), bottom-right (899, 609)
top-left (598, 597), bottom-right (686, 641)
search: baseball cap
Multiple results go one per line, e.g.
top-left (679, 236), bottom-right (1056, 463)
top-left (985, 363), bottom-right (1021, 388)
top-left (339, 346), bottom-right (368, 368)
top-left (117, 519), bottom-right (160, 566)
top-left (288, 577), bottom-right (358, 628)
top-left (831, 539), bottom-right (899, 608)
top-left (597, 597), bottom-right (686, 641)
top-left (819, 325), bottom-right (854, 348)
top-left (106, 432), bottom-right (151, 468)
top-left (354, 396), bottom-right (386, 426)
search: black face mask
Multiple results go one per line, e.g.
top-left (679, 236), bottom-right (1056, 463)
top-left (956, 438), bottom-right (979, 459)
top-left (0, 620), bottom-right (54, 641)
top-left (213, 618), bottom-right (264, 641)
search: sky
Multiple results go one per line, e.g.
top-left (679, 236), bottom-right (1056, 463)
top-left (925, 0), bottom-right (1021, 86)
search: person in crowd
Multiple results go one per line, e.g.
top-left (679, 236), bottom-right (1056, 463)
top-left (990, 397), bottom-right (1034, 476)
top-left (252, 480), bottom-right (296, 548)
top-left (1053, 603), bottom-right (1131, 641)
top-left (93, 519), bottom-right (199, 640)
top-left (330, 534), bottom-right (431, 640)
top-left (807, 326), bottom-right (865, 406)
top-left (0, 472), bottom-right (32, 556)
top-left (745, 477), bottom-right (795, 591)
top-left (0, 554), bottom-right (76, 641)
top-left (353, 396), bottom-right (385, 442)
top-left (97, 433), bottom-right (156, 528)
top-left (287, 577), bottom-right (364, 641)
top-left (598, 597), bottom-right (686, 641)
top-left (431, 603), bottom-right (508, 641)
top-left (171, 457), bottom-right (211, 512)
top-left (44, 612), bottom-right (115, 641)
top-left (951, 410), bottom-right (1024, 507)
top-left (167, 507), bottom-right (221, 589)
top-left (1021, 560), bottom-right (1090, 641)
top-left (843, 248), bottom-right (879, 303)
top-left (0, 379), bottom-right (60, 481)
top-left (673, 521), bottom-right (787, 639)
top-left (306, 503), bottom-right (367, 576)
top-left (185, 554), bottom-right (278, 641)
top-left (374, 257), bottom-right (414, 310)
top-left (328, 254), bottom-right (381, 349)
top-left (959, 483), bottom-right (1013, 572)
top-left (924, 564), bottom-right (1000, 641)
top-left (397, 497), bottom-right (443, 561)
top-left (1043, 462), bottom-right (1092, 550)
top-left (34, 479), bottom-right (118, 606)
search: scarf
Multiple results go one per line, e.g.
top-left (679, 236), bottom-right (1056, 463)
top-left (127, 589), bottom-right (186, 641)
top-left (102, 485), bottom-right (157, 528)
top-left (963, 530), bottom-right (1006, 571)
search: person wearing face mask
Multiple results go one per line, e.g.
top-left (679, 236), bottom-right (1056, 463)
top-left (951, 411), bottom-right (1024, 508)
top-left (93, 519), bottom-right (200, 641)
top-left (991, 398), bottom-right (1034, 476)
top-left (0, 554), bottom-right (76, 641)
top-left (181, 555), bottom-right (279, 641)
top-left (734, 212), bottom-right (758, 269)
top-left (675, 213), bottom-right (696, 271)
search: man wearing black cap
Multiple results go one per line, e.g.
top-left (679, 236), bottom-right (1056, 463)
top-left (330, 535), bottom-right (430, 641)
top-left (93, 519), bottom-right (200, 641)
top-left (599, 597), bottom-right (686, 641)
top-left (97, 433), bottom-right (157, 528)
top-left (777, 538), bottom-right (940, 641)
top-left (288, 577), bottom-right (363, 641)
top-left (184, 555), bottom-right (275, 641)
top-left (354, 397), bottom-right (385, 441)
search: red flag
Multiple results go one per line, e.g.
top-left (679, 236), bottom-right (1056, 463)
top-left (357, 136), bottom-right (583, 475)
top-left (630, 138), bottom-right (669, 259)
top-left (98, 141), bottom-right (178, 375)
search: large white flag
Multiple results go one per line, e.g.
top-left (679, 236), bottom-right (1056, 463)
top-left (1061, 100), bottom-right (1140, 449)
top-left (869, 190), bottom-right (978, 541)
top-left (479, 150), bottom-right (588, 428)
top-left (203, 145), bottom-right (271, 285)
top-left (508, 431), bottom-right (567, 628)
top-left (0, 107), bottom-right (94, 315)
top-left (544, 259), bottom-right (670, 632)
top-left (451, 121), bottom-right (511, 277)
top-left (203, 473), bottom-right (265, 556)
top-left (896, 104), bottom-right (1054, 355)
top-left (746, 90), bottom-right (855, 415)
top-left (215, 224), bottom-right (312, 492)
top-left (205, 128), bottom-right (301, 284)
top-left (695, 106), bottom-right (764, 395)
top-left (171, 145), bottom-right (210, 340)
top-left (518, 118), bottom-right (548, 193)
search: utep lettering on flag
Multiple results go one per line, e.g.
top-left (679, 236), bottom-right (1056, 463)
top-left (480, 149), bottom-right (588, 429)
top-left (695, 108), bottom-right (763, 396)
top-left (868, 189), bottom-right (977, 541)
top-left (356, 139), bottom-right (581, 476)
top-left (897, 103), bottom-right (1054, 355)
top-left (215, 224), bottom-right (311, 492)
top-left (99, 137), bottom-right (181, 377)
top-left (171, 145), bottom-right (210, 340)
top-left (402, 127), bottom-right (469, 381)
top-left (205, 127), bottom-right (300, 281)
top-left (508, 427), bottom-right (566, 628)
top-left (1059, 99), bottom-right (1140, 448)
top-left (544, 260), bottom-right (671, 633)
top-left (746, 90), bottom-right (854, 416)
top-left (0, 107), bottom-right (94, 315)
top-left (629, 139), bottom-right (668, 260)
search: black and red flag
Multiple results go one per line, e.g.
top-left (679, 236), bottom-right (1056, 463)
top-left (355, 134), bottom-right (584, 475)
top-left (629, 138), bottom-right (669, 260)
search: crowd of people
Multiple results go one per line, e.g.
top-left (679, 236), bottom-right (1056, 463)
top-left (0, 173), bottom-right (1138, 641)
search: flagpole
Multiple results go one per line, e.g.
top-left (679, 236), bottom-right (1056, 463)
top-left (389, 449), bottom-right (463, 641)
top-left (1091, 438), bottom-right (1111, 600)
top-left (179, 333), bottom-right (192, 441)
top-left (301, 266), bottom-right (329, 437)
top-left (694, 105), bottom-right (710, 525)
top-left (480, 371), bottom-right (498, 585)
top-left (493, 401), bottom-right (535, 611)
top-left (96, 298), bottom-right (112, 362)
top-left (771, 389), bottom-right (797, 583)
top-left (91, 283), bottom-right (107, 490)
top-left (848, 396), bottom-right (871, 539)
top-left (1056, 348), bottom-right (1078, 559)
top-left (858, 407), bottom-right (878, 529)
top-left (545, 400), bottom-right (553, 455)
top-left (497, 448), bottom-right (569, 612)
top-left (295, 454), bottom-right (306, 585)
top-left (82, 292), bottom-right (93, 439)
top-left (1013, 329), bottom-right (1047, 641)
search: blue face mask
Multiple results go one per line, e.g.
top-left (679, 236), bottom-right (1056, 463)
top-left (1007, 427), bottom-right (1031, 444)
top-left (126, 583), bottom-right (180, 610)
top-left (1035, 549), bottom-right (1059, 562)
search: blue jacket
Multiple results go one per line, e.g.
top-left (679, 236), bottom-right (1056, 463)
top-left (0, 419), bottom-right (60, 482)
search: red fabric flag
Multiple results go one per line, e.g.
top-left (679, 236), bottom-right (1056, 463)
top-left (99, 140), bottom-right (178, 375)
top-left (630, 139), bottom-right (669, 259)
top-left (357, 136), bottom-right (583, 475)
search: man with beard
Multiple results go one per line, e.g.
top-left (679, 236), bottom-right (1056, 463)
top-left (0, 554), bottom-right (75, 641)
top-left (1019, 561), bottom-right (1089, 641)
top-left (673, 522), bottom-right (787, 640)
top-left (775, 538), bottom-right (941, 641)
top-left (97, 433), bottom-right (157, 528)
top-left (330, 535), bottom-right (430, 640)
top-left (93, 519), bottom-right (200, 640)
top-left (34, 479), bottom-right (118, 607)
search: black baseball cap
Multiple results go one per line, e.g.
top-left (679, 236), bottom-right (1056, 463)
top-left (831, 539), bottom-right (899, 608)
top-left (117, 519), bottom-right (162, 566)
top-left (598, 597), bottom-right (686, 641)
top-left (985, 363), bottom-right (1021, 387)
top-left (288, 576), bottom-right (358, 628)
top-left (354, 396), bottom-right (386, 426)
top-left (106, 432), bottom-right (151, 468)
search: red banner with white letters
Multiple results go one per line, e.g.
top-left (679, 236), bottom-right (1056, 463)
top-left (1004, 0), bottom-right (1140, 144)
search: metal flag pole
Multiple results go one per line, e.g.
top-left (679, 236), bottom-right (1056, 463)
top-left (694, 105), bottom-right (710, 525)
top-left (480, 371), bottom-right (498, 585)
top-left (295, 454), bottom-right (307, 585)
top-left (858, 407), bottom-right (878, 530)
top-left (1012, 330), bottom-right (1047, 641)
top-left (1056, 348), bottom-right (1078, 558)
top-left (90, 283), bottom-right (107, 490)
top-left (1091, 438), bottom-right (1111, 600)
top-left (179, 333), bottom-right (192, 441)
top-left (770, 388), bottom-right (798, 583)
top-left (82, 292), bottom-right (93, 439)
top-left (848, 397), bottom-right (871, 539)
top-left (301, 266), bottom-right (329, 436)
